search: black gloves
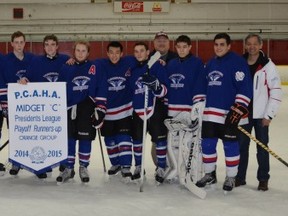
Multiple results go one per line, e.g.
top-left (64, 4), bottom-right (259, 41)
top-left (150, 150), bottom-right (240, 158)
top-left (141, 74), bottom-right (163, 95)
top-left (91, 107), bottom-right (106, 129)
top-left (1, 102), bottom-right (8, 118)
top-left (225, 103), bottom-right (248, 128)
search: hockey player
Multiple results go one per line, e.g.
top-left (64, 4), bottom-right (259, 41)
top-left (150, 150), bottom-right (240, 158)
top-left (165, 35), bottom-right (206, 183)
top-left (99, 41), bottom-right (137, 179)
top-left (0, 31), bottom-right (34, 176)
top-left (167, 35), bottom-right (206, 117)
top-left (196, 33), bottom-right (253, 192)
top-left (20, 34), bottom-right (70, 83)
top-left (130, 42), bottom-right (168, 184)
top-left (56, 40), bottom-right (107, 184)
top-left (18, 34), bottom-right (70, 179)
top-left (236, 34), bottom-right (282, 191)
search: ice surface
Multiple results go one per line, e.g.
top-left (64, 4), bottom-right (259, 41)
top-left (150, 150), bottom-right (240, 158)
top-left (0, 87), bottom-right (287, 216)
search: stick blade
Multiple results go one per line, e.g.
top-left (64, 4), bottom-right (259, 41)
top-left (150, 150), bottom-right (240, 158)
top-left (147, 51), bottom-right (161, 69)
top-left (184, 179), bottom-right (207, 199)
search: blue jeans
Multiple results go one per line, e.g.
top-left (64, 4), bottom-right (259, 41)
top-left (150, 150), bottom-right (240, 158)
top-left (237, 118), bottom-right (270, 182)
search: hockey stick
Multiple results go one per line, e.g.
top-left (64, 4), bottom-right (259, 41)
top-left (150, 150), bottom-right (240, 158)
top-left (139, 51), bottom-right (161, 192)
top-left (97, 129), bottom-right (107, 172)
top-left (0, 139), bottom-right (9, 152)
top-left (238, 126), bottom-right (288, 168)
top-left (91, 96), bottom-right (107, 172)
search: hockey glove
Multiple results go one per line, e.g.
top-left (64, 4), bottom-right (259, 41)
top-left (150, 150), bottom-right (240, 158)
top-left (1, 102), bottom-right (8, 118)
top-left (91, 106), bottom-right (106, 129)
top-left (225, 103), bottom-right (248, 128)
top-left (140, 74), bottom-right (163, 95)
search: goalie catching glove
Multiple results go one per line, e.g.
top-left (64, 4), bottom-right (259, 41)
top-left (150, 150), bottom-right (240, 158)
top-left (225, 103), bottom-right (248, 128)
top-left (140, 74), bottom-right (163, 95)
top-left (91, 106), bottom-right (106, 129)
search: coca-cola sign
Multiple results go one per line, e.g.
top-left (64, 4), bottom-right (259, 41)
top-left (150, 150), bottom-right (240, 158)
top-left (122, 1), bottom-right (144, 12)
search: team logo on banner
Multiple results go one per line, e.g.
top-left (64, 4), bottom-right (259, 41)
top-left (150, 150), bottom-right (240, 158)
top-left (29, 146), bottom-right (47, 164)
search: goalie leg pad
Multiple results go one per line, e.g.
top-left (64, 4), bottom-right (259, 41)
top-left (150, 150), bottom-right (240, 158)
top-left (165, 131), bottom-right (179, 181)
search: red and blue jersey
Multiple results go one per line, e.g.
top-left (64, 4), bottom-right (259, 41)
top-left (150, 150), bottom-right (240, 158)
top-left (129, 61), bottom-right (168, 120)
top-left (166, 54), bottom-right (206, 117)
top-left (58, 60), bottom-right (107, 109)
top-left (203, 51), bottom-right (253, 124)
top-left (0, 52), bottom-right (34, 101)
top-left (26, 54), bottom-right (70, 82)
top-left (98, 56), bottom-right (137, 121)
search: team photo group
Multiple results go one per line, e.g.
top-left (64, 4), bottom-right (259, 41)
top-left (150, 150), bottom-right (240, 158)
top-left (0, 30), bottom-right (282, 198)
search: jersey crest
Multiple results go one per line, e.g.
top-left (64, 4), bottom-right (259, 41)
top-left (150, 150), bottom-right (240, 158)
top-left (16, 70), bottom-right (26, 79)
top-left (72, 76), bottom-right (90, 91)
top-left (43, 72), bottom-right (59, 82)
top-left (208, 70), bottom-right (223, 86)
top-left (108, 77), bottom-right (126, 92)
top-left (169, 73), bottom-right (185, 89)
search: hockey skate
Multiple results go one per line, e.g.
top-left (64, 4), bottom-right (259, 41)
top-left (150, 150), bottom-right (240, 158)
top-left (9, 164), bottom-right (20, 176)
top-left (196, 171), bottom-right (217, 188)
top-left (79, 166), bottom-right (90, 183)
top-left (36, 172), bottom-right (48, 179)
top-left (121, 167), bottom-right (132, 183)
top-left (132, 166), bottom-right (145, 182)
top-left (108, 165), bottom-right (121, 176)
top-left (59, 164), bottom-right (66, 172)
top-left (223, 176), bottom-right (235, 194)
top-left (155, 167), bottom-right (165, 185)
top-left (0, 163), bottom-right (5, 176)
top-left (46, 169), bottom-right (53, 178)
top-left (56, 168), bottom-right (75, 185)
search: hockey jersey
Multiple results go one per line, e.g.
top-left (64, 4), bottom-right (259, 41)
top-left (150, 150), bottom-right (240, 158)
top-left (203, 51), bottom-right (253, 124)
top-left (129, 60), bottom-right (168, 120)
top-left (58, 60), bottom-right (107, 109)
top-left (166, 54), bottom-right (206, 117)
top-left (98, 56), bottom-right (137, 121)
top-left (0, 52), bottom-right (34, 101)
top-left (26, 54), bottom-right (70, 82)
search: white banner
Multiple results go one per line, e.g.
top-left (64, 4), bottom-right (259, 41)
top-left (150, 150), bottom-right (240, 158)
top-left (8, 82), bottom-right (67, 174)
